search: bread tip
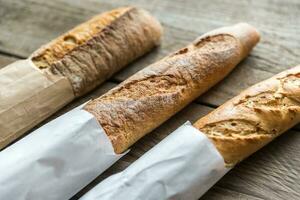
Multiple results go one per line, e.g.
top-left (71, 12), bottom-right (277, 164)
top-left (235, 22), bottom-right (260, 40)
top-left (229, 22), bottom-right (260, 58)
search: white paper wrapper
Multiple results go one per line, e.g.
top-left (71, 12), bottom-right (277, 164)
top-left (0, 105), bottom-right (126, 200)
top-left (0, 59), bottom-right (74, 149)
top-left (81, 122), bottom-right (230, 200)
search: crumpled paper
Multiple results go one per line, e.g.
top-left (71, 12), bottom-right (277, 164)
top-left (80, 122), bottom-right (230, 200)
top-left (0, 59), bottom-right (74, 150)
top-left (0, 105), bottom-right (126, 200)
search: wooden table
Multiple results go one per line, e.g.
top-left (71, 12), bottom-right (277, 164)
top-left (0, 0), bottom-right (299, 199)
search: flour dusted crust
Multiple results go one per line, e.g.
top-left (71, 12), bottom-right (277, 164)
top-left (31, 7), bottom-right (163, 96)
top-left (194, 66), bottom-right (300, 166)
top-left (84, 23), bottom-right (260, 153)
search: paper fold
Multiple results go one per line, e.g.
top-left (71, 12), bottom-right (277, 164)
top-left (0, 59), bottom-right (74, 149)
top-left (0, 105), bottom-right (126, 200)
top-left (81, 122), bottom-right (230, 200)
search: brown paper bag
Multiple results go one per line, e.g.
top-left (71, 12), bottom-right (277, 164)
top-left (0, 59), bottom-right (74, 149)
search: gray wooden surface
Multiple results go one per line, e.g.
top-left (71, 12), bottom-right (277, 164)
top-left (0, 0), bottom-right (299, 199)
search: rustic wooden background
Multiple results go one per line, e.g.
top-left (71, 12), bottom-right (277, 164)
top-left (0, 0), bottom-right (299, 199)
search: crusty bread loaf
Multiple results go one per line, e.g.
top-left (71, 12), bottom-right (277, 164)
top-left (194, 66), bottom-right (300, 166)
top-left (31, 7), bottom-right (162, 96)
top-left (84, 23), bottom-right (260, 153)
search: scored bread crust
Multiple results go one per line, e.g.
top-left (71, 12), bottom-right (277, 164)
top-left (31, 7), bottom-right (163, 96)
top-left (194, 66), bottom-right (300, 166)
top-left (84, 23), bottom-right (260, 153)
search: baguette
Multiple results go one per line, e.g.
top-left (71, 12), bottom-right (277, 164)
top-left (31, 7), bottom-right (162, 96)
top-left (0, 7), bottom-right (162, 150)
top-left (194, 66), bottom-right (300, 166)
top-left (84, 23), bottom-right (260, 153)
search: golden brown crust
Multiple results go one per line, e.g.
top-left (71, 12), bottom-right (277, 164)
top-left (194, 66), bottom-right (300, 166)
top-left (84, 23), bottom-right (260, 153)
top-left (31, 7), bottom-right (163, 96)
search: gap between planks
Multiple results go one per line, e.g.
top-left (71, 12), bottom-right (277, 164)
top-left (0, 49), bottom-right (25, 59)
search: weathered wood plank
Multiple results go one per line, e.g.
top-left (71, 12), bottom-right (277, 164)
top-left (216, 129), bottom-right (300, 200)
top-left (202, 186), bottom-right (264, 200)
top-left (0, 54), bottom-right (17, 69)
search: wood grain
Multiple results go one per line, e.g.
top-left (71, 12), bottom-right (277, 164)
top-left (0, 54), bottom-right (17, 69)
top-left (217, 129), bottom-right (300, 200)
top-left (202, 186), bottom-right (264, 200)
top-left (0, 0), bottom-right (299, 199)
